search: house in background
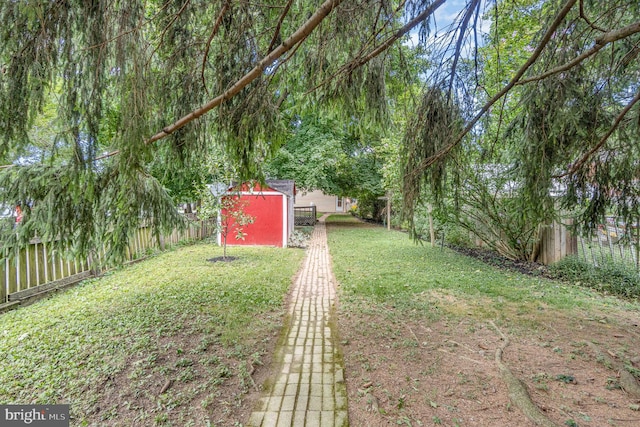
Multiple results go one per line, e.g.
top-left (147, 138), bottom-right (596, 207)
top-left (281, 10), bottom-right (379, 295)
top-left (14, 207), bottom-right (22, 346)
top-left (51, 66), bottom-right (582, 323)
top-left (295, 189), bottom-right (352, 213)
top-left (214, 180), bottom-right (296, 248)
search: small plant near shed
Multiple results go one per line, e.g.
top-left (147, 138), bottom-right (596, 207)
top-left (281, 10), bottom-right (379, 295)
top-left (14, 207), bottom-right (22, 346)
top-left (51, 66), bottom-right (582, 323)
top-left (217, 195), bottom-right (255, 260)
top-left (289, 228), bottom-right (312, 248)
top-left (200, 184), bottom-right (255, 261)
top-left (197, 177), bottom-right (257, 261)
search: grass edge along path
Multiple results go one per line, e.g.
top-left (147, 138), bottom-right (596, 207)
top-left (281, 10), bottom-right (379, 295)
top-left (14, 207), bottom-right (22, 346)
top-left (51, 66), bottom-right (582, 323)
top-left (325, 215), bottom-right (639, 319)
top-left (325, 215), bottom-right (640, 427)
top-left (0, 241), bottom-right (305, 426)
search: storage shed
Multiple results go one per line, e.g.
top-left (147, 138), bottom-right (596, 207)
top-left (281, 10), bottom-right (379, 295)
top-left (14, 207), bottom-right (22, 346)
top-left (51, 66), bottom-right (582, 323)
top-left (217, 180), bottom-right (296, 248)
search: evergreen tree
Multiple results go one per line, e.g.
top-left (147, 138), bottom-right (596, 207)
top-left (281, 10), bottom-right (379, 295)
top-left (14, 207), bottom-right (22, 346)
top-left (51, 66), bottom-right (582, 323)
top-left (0, 0), bottom-right (432, 259)
top-left (400, 0), bottom-right (640, 260)
top-left (1, 0), bottom-right (639, 262)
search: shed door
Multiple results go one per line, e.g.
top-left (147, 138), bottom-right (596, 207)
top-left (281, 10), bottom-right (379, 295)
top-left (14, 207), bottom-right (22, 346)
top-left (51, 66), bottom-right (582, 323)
top-left (234, 194), bottom-right (284, 246)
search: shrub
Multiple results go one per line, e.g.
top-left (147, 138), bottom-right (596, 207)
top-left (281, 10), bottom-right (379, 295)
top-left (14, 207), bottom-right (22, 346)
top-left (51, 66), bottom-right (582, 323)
top-left (354, 194), bottom-right (385, 222)
top-left (549, 256), bottom-right (640, 299)
top-left (443, 223), bottom-right (474, 248)
top-left (411, 204), bottom-right (473, 247)
top-left (289, 228), bottom-right (312, 248)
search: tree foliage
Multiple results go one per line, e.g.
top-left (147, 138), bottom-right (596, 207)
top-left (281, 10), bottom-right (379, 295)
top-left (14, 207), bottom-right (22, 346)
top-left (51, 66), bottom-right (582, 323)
top-left (2, 0), bottom-right (640, 262)
top-left (265, 116), bottom-right (383, 201)
top-left (400, 0), bottom-right (640, 260)
top-left (0, 0), bottom-right (432, 259)
top-left (217, 196), bottom-right (255, 260)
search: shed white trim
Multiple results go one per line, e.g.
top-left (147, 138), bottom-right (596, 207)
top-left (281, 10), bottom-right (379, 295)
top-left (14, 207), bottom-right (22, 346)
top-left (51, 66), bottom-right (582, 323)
top-left (282, 194), bottom-right (287, 247)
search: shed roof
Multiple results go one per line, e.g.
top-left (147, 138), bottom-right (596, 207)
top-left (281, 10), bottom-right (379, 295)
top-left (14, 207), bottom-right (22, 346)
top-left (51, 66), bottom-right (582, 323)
top-left (266, 179), bottom-right (295, 197)
top-left (209, 180), bottom-right (296, 198)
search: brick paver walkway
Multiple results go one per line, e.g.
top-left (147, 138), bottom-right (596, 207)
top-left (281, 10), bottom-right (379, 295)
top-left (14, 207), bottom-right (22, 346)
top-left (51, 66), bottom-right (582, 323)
top-left (248, 215), bottom-right (348, 427)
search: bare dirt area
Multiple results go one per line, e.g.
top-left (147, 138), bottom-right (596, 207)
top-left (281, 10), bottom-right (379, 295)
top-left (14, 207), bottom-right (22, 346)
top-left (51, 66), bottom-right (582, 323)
top-left (77, 316), bottom-right (282, 426)
top-left (338, 297), bottom-right (640, 427)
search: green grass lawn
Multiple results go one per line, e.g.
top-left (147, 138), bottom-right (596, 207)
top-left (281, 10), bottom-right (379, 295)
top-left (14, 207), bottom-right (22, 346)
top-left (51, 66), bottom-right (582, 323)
top-left (0, 241), bottom-right (304, 425)
top-left (326, 216), bottom-right (639, 320)
top-left (3, 216), bottom-right (638, 426)
top-left (326, 216), bottom-right (640, 427)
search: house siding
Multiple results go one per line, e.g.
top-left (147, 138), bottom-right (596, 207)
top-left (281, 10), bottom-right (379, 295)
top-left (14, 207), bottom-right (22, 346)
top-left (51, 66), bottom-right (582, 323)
top-left (295, 190), bottom-right (349, 213)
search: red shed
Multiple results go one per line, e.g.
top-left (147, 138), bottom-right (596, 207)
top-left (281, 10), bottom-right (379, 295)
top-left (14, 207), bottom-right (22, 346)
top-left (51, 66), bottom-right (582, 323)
top-left (216, 180), bottom-right (295, 248)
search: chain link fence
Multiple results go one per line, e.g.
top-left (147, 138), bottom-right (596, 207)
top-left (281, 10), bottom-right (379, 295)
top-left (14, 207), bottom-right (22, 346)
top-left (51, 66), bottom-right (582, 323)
top-left (577, 217), bottom-right (640, 273)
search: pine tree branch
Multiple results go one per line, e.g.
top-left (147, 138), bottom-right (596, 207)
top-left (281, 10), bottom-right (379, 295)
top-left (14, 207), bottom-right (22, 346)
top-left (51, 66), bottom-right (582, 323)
top-left (419, 0), bottom-right (579, 171)
top-left (448, 0), bottom-right (480, 97)
top-left (306, 0), bottom-right (446, 95)
top-left (516, 20), bottom-right (640, 86)
top-left (94, 0), bottom-right (344, 162)
top-left (146, 0), bottom-right (342, 143)
top-left (351, 0), bottom-right (406, 67)
top-left (555, 89), bottom-right (640, 178)
top-left (146, 0), bottom-right (192, 68)
top-left (84, 0), bottom-right (173, 51)
top-left (267, 0), bottom-right (294, 54)
top-left (201, 1), bottom-right (230, 96)
top-left (356, 0), bottom-right (443, 66)
top-left (265, 36), bottom-right (307, 86)
top-left (579, 0), bottom-right (607, 33)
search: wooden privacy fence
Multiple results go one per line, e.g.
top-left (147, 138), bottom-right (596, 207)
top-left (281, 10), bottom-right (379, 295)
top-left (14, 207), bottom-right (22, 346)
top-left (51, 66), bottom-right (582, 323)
top-left (470, 216), bottom-right (640, 272)
top-left (294, 206), bottom-right (317, 226)
top-left (538, 220), bottom-right (578, 265)
top-left (1, 219), bottom-right (216, 307)
top-left (469, 220), bottom-right (577, 265)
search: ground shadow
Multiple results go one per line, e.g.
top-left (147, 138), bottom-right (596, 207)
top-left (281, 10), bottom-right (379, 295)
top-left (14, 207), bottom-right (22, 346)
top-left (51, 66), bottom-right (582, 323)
top-left (207, 256), bottom-right (239, 263)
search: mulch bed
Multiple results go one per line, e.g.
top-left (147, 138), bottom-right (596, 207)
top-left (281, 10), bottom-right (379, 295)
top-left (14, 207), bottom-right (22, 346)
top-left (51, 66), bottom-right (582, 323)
top-left (449, 245), bottom-right (554, 279)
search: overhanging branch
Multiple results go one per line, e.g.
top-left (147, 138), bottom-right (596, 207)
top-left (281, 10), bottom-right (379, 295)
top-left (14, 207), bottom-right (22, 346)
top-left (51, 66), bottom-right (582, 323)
top-left (516, 21), bottom-right (640, 86)
top-left (201, 1), bottom-right (230, 96)
top-left (555, 89), bottom-right (640, 178)
top-left (267, 0), bottom-right (294, 54)
top-left (306, 0), bottom-right (446, 95)
top-left (94, 0), bottom-right (344, 162)
top-left (448, 0), bottom-right (480, 97)
top-left (418, 0), bottom-right (579, 171)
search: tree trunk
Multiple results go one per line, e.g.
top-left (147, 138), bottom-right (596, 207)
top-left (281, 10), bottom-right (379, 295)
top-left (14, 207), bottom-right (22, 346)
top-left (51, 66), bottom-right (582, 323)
top-left (428, 203), bottom-right (435, 248)
top-left (386, 195), bottom-right (391, 231)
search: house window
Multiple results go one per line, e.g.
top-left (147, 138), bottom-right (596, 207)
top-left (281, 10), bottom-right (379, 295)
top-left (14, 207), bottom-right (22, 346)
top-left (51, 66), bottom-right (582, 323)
top-left (337, 198), bottom-right (343, 209)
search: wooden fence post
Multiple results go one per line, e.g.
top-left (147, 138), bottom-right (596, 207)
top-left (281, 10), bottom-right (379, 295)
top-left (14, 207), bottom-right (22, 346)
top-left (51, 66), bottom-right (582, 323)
top-left (1, 249), bottom-right (7, 304)
top-left (427, 203), bottom-right (435, 247)
top-left (539, 219), bottom-right (577, 265)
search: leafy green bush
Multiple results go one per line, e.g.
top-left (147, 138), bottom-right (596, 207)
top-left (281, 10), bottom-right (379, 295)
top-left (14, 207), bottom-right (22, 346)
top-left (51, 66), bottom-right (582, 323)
top-left (411, 204), bottom-right (473, 247)
top-left (442, 223), bottom-right (474, 248)
top-left (354, 193), bottom-right (386, 221)
top-left (289, 228), bottom-right (312, 248)
top-left (550, 256), bottom-right (640, 299)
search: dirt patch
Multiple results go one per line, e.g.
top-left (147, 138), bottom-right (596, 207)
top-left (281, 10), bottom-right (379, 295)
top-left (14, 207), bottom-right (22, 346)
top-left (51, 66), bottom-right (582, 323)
top-left (79, 314), bottom-right (282, 426)
top-left (338, 296), bottom-right (640, 426)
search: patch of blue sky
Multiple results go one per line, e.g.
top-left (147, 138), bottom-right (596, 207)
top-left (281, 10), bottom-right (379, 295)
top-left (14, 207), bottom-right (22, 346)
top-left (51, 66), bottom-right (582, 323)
top-left (405, 0), bottom-right (492, 56)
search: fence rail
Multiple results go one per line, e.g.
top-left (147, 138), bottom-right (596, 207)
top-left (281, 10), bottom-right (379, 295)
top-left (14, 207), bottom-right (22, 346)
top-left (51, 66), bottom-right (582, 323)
top-left (1, 219), bottom-right (216, 306)
top-left (294, 206), bottom-right (317, 226)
